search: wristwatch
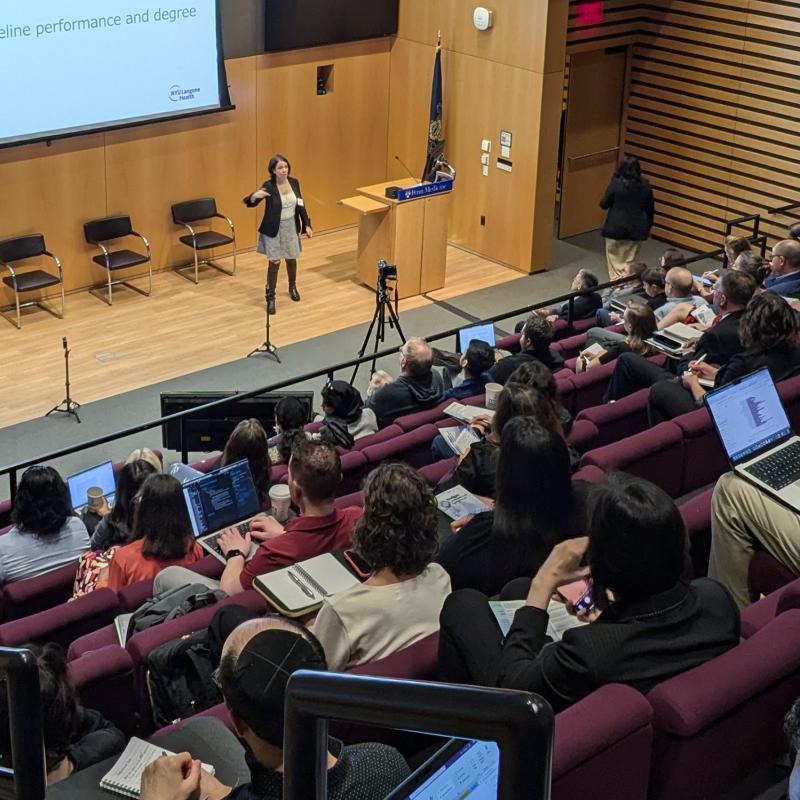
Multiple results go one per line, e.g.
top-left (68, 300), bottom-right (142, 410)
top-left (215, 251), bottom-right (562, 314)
top-left (224, 550), bottom-right (247, 562)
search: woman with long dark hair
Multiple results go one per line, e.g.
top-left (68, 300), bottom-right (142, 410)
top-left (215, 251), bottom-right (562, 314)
top-left (89, 459), bottom-right (158, 551)
top-left (220, 418), bottom-right (272, 508)
top-left (244, 154), bottom-right (313, 315)
top-left (436, 416), bottom-right (589, 596)
top-left (102, 474), bottom-right (203, 591)
top-left (600, 155), bottom-right (655, 281)
top-left (0, 466), bottom-right (89, 585)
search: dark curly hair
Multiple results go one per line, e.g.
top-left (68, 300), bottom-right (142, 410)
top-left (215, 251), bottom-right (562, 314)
top-left (739, 292), bottom-right (800, 350)
top-left (522, 314), bottom-right (554, 350)
top-left (11, 465), bottom-right (72, 537)
top-left (352, 463), bottom-right (438, 576)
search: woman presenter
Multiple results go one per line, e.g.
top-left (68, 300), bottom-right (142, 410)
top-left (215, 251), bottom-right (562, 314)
top-left (244, 154), bottom-right (313, 314)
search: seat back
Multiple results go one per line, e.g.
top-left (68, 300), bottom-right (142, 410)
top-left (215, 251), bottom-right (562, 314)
top-left (1, 562), bottom-right (79, 621)
top-left (0, 234), bottom-right (46, 263)
top-left (749, 550), bottom-right (798, 599)
top-left (84, 215), bottom-right (134, 244)
top-left (673, 407), bottom-right (729, 495)
top-left (778, 374), bottom-right (800, 431)
top-left (0, 588), bottom-right (119, 649)
top-left (576, 388), bottom-right (650, 449)
top-left (581, 422), bottom-right (685, 498)
top-left (553, 684), bottom-right (652, 800)
top-left (361, 424), bottom-right (439, 471)
top-left (647, 610), bottom-right (800, 800)
top-left (172, 198), bottom-right (218, 224)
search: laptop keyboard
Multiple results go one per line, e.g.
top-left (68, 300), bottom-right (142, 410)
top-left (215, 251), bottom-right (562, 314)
top-left (205, 521), bottom-right (251, 557)
top-left (744, 441), bottom-right (800, 491)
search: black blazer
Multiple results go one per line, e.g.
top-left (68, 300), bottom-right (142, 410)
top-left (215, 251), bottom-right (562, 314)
top-left (557, 291), bottom-right (603, 322)
top-left (677, 309), bottom-right (745, 374)
top-left (600, 177), bottom-right (655, 241)
top-left (497, 579), bottom-right (740, 713)
top-left (243, 176), bottom-right (311, 238)
top-left (714, 342), bottom-right (800, 388)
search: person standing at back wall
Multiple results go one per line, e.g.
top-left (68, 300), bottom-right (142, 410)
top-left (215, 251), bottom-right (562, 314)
top-left (599, 155), bottom-right (655, 282)
top-left (244, 154), bottom-right (313, 314)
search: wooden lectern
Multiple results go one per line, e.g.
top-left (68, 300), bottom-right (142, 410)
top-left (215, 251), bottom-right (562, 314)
top-left (339, 177), bottom-right (452, 300)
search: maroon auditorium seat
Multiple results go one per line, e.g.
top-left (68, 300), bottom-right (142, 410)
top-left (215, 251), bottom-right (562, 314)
top-left (1, 561), bottom-right (79, 621)
top-left (334, 491), bottom-right (364, 510)
top-left (647, 610), bottom-right (800, 800)
top-left (0, 588), bottom-right (119, 649)
top-left (749, 550), bottom-right (798, 600)
top-left (552, 684), bottom-right (652, 800)
top-left (575, 388), bottom-right (650, 449)
top-left (419, 458), bottom-right (457, 486)
top-left (778, 374), bottom-right (800, 430)
top-left (351, 425), bottom-right (403, 451)
top-left (566, 419), bottom-right (598, 453)
top-left (570, 362), bottom-right (616, 412)
top-left (553, 332), bottom-right (588, 360)
top-left (69, 645), bottom-right (139, 735)
top-left (0, 499), bottom-right (11, 529)
top-left (580, 423), bottom-right (684, 498)
top-left (741, 576), bottom-right (800, 638)
top-left (672, 408), bottom-right (729, 496)
top-left (571, 465), bottom-right (605, 485)
top-left (394, 394), bottom-right (485, 433)
top-left (361, 424), bottom-right (439, 472)
top-left (678, 488), bottom-right (714, 578)
top-left (495, 333), bottom-right (521, 354)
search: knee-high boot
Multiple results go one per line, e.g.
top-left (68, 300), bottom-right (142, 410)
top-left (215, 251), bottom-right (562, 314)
top-left (286, 259), bottom-right (300, 302)
top-left (266, 261), bottom-right (279, 315)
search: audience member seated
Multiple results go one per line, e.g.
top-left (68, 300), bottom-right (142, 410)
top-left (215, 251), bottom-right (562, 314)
top-left (0, 644), bottom-right (125, 785)
top-left (577, 302), bottom-right (657, 374)
top-left (365, 337), bottom-right (444, 428)
top-left (696, 235), bottom-right (753, 296)
top-left (710, 436), bottom-right (800, 610)
top-left (733, 250), bottom-right (770, 286)
top-left (765, 239), bottom-right (800, 298)
top-left (101, 474), bottom-right (204, 592)
top-left (269, 397), bottom-right (308, 465)
top-left (442, 339), bottom-right (495, 401)
top-left (436, 417), bottom-right (588, 596)
top-left (653, 266), bottom-right (710, 324)
top-left (314, 380), bottom-right (377, 448)
top-left (139, 618), bottom-right (410, 800)
top-left (490, 315), bottom-right (564, 385)
top-left (590, 265), bottom-right (666, 342)
top-left (313, 463), bottom-right (451, 671)
top-left (595, 260), bottom-right (648, 327)
top-left (660, 247), bottom-right (685, 268)
top-left (0, 466), bottom-right (90, 586)
top-left (603, 270), bottom-right (757, 409)
top-left (507, 360), bottom-right (574, 433)
top-left (365, 369), bottom-right (393, 399)
top-left (537, 269), bottom-right (602, 323)
top-left (218, 419), bottom-right (273, 508)
top-left (158, 440), bottom-right (361, 596)
top-left (438, 473), bottom-right (741, 713)
top-left (661, 290), bottom-right (800, 422)
top-left (90, 458), bottom-right (158, 551)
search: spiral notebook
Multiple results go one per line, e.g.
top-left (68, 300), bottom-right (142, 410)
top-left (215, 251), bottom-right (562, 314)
top-left (100, 737), bottom-right (214, 798)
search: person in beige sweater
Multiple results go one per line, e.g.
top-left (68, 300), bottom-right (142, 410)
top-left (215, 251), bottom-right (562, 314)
top-left (313, 463), bottom-right (451, 672)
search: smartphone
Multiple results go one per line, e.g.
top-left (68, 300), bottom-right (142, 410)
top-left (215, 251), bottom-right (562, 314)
top-left (343, 549), bottom-right (372, 579)
top-left (558, 580), bottom-right (595, 613)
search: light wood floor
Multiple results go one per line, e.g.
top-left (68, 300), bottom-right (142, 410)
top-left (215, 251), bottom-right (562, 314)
top-left (0, 228), bottom-right (522, 429)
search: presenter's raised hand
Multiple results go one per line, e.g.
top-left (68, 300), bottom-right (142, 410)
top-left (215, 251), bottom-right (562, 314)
top-left (303, 226), bottom-right (314, 239)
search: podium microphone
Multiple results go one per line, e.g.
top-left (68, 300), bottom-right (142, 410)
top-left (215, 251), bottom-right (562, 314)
top-left (394, 154), bottom-right (418, 182)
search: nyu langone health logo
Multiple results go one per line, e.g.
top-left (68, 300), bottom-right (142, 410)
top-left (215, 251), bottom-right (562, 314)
top-left (169, 85), bottom-right (201, 102)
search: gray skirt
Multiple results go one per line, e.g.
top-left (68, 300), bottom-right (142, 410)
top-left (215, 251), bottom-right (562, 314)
top-left (257, 218), bottom-right (302, 260)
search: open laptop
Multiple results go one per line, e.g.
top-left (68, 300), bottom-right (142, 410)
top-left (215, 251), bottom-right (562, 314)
top-left (384, 738), bottom-right (499, 799)
top-left (457, 323), bottom-right (496, 353)
top-left (182, 459), bottom-right (263, 562)
top-left (706, 367), bottom-right (800, 511)
top-left (67, 460), bottom-right (116, 511)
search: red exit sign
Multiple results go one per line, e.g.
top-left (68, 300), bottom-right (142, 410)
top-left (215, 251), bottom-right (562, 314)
top-left (576, 1), bottom-right (605, 26)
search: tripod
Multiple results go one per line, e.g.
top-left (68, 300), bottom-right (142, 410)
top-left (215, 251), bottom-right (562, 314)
top-left (351, 265), bottom-right (405, 384)
top-left (247, 297), bottom-right (281, 362)
top-left (46, 336), bottom-right (81, 423)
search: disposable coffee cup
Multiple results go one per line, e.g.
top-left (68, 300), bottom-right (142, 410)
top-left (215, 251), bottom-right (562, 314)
top-left (86, 486), bottom-right (105, 509)
top-left (484, 383), bottom-right (503, 410)
top-left (269, 484), bottom-right (291, 523)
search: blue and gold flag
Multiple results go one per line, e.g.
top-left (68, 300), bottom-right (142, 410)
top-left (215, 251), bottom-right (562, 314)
top-left (423, 35), bottom-right (444, 180)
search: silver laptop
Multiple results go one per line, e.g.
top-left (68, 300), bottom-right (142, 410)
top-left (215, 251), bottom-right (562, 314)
top-left (67, 460), bottom-right (116, 511)
top-left (182, 459), bottom-right (262, 562)
top-left (706, 367), bottom-right (800, 511)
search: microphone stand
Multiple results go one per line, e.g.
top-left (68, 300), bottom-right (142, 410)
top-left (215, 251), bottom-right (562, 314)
top-left (46, 336), bottom-right (81, 423)
top-left (247, 300), bottom-right (281, 363)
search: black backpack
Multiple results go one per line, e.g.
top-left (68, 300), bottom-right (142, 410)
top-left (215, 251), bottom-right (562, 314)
top-left (146, 604), bottom-right (258, 727)
top-left (129, 583), bottom-right (225, 637)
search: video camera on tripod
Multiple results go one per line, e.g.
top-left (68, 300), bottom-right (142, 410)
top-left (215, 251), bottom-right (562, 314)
top-left (376, 259), bottom-right (397, 287)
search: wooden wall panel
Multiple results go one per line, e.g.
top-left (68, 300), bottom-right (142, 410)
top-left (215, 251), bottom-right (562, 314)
top-left (255, 40), bottom-right (391, 233)
top-left (389, 0), bottom-right (569, 273)
top-left (0, 135), bottom-right (107, 305)
top-left (105, 57), bottom-right (259, 272)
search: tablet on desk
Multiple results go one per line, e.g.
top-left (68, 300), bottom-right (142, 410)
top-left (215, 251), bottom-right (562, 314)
top-left (457, 323), bottom-right (496, 353)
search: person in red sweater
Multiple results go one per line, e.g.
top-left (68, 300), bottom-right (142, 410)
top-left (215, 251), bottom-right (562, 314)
top-left (217, 438), bottom-right (361, 595)
top-left (102, 474), bottom-right (203, 592)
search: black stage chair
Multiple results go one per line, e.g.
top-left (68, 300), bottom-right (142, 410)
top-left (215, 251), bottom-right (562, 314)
top-left (83, 215), bottom-right (152, 306)
top-left (0, 234), bottom-right (64, 330)
top-left (171, 197), bottom-right (236, 284)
